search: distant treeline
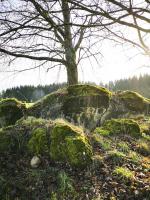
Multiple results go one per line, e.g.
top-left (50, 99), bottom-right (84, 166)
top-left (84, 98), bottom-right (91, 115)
top-left (0, 83), bottom-right (67, 102)
top-left (0, 74), bottom-right (150, 102)
top-left (104, 74), bottom-right (150, 99)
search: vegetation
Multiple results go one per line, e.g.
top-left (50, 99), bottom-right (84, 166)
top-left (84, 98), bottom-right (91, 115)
top-left (113, 167), bottom-right (135, 181)
top-left (0, 85), bottom-right (150, 199)
top-left (95, 118), bottom-right (141, 138)
top-left (50, 119), bottom-right (93, 168)
top-left (28, 128), bottom-right (49, 155)
top-left (1, 74), bottom-right (150, 102)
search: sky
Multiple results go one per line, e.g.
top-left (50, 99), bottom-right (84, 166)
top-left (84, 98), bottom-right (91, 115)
top-left (0, 41), bottom-right (149, 92)
top-left (0, 0), bottom-right (149, 92)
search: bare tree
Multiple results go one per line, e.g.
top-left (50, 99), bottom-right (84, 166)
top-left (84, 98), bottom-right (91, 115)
top-left (0, 0), bottom-right (149, 85)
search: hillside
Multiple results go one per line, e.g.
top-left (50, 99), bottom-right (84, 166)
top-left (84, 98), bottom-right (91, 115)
top-left (0, 85), bottom-right (150, 200)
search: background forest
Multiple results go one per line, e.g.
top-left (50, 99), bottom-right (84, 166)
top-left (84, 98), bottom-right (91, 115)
top-left (1, 74), bottom-right (150, 102)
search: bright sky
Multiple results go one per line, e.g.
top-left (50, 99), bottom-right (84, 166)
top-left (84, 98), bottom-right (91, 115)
top-left (0, 0), bottom-right (149, 92)
top-left (0, 40), bottom-right (149, 92)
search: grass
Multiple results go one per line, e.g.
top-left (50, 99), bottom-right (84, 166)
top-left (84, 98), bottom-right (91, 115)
top-left (117, 142), bottom-right (130, 153)
top-left (92, 134), bottom-right (112, 150)
top-left (106, 150), bottom-right (126, 164)
top-left (128, 151), bottom-right (141, 164)
top-left (113, 167), bottom-right (134, 181)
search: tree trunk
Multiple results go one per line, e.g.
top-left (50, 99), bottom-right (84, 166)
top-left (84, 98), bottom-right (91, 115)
top-left (62, 0), bottom-right (78, 85)
top-left (66, 62), bottom-right (78, 85)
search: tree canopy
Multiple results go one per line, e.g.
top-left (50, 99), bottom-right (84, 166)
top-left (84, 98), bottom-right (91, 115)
top-left (0, 0), bottom-right (149, 84)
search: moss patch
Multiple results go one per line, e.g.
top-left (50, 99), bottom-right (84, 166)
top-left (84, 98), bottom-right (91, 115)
top-left (28, 128), bottom-right (49, 155)
top-left (0, 98), bottom-right (26, 127)
top-left (67, 84), bottom-right (111, 97)
top-left (50, 120), bottom-right (93, 168)
top-left (95, 119), bottom-right (141, 138)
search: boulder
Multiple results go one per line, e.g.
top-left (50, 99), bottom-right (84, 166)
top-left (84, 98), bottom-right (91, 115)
top-left (101, 91), bottom-right (150, 123)
top-left (28, 84), bottom-right (111, 130)
top-left (50, 119), bottom-right (93, 168)
top-left (0, 117), bottom-right (93, 168)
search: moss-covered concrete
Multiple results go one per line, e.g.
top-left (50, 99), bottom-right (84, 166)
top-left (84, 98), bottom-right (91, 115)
top-left (27, 85), bottom-right (150, 130)
top-left (95, 118), bottom-right (141, 138)
top-left (0, 98), bottom-right (26, 127)
top-left (27, 85), bottom-right (112, 130)
top-left (50, 120), bottom-right (93, 168)
top-left (27, 88), bottom-right (68, 119)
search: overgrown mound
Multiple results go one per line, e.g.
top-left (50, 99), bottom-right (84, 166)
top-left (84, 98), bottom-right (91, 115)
top-left (0, 114), bottom-right (150, 199)
top-left (0, 98), bottom-right (26, 127)
top-left (1, 85), bottom-right (150, 131)
top-left (28, 84), bottom-right (111, 130)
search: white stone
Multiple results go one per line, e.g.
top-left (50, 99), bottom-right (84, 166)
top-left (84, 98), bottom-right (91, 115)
top-left (30, 156), bottom-right (41, 168)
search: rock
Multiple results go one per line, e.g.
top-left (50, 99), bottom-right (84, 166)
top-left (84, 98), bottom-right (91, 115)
top-left (0, 98), bottom-right (26, 127)
top-left (30, 156), bottom-right (41, 168)
top-left (0, 116), bottom-right (93, 169)
top-left (101, 91), bottom-right (150, 123)
top-left (27, 85), bottom-right (150, 131)
top-left (50, 119), bottom-right (93, 168)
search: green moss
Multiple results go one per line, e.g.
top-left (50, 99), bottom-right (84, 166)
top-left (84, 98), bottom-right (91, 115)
top-left (95, 118), bottom-right (141, 138)
top-left (0, 98), bottom-right (26, 127)
top-left (28, 128), bottom-right (49, 155)
top-left (117, 90), bottom-right (149, 112)
top-left (67, 84), bottom-right (111, 97)
top-left (113, 167), bottom-right (134, 181)
top-left (50, 120), bottom-right (93, 168)
top-left (94, 128), bottom-right (110, 136)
